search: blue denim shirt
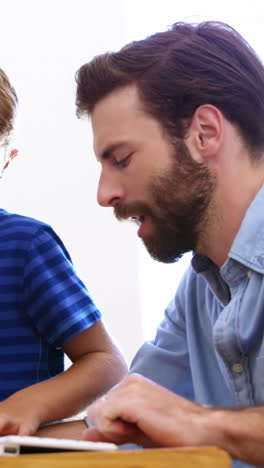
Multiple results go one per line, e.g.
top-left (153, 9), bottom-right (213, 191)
top-left (130, 185), bottom-right (264, 468)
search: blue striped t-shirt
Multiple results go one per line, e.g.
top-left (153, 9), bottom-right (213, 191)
top-left (0, 208), bottom-right (101, 400)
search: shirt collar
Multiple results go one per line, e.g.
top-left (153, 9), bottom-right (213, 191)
top-left (228, 183), bottom-right (264, 273)
top-left (192, 184), bottom-right (264, 275)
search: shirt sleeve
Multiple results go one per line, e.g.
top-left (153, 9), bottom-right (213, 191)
top-left (22, 224), bottom-right (102, 348)
top-left (130, 269), bottom-right (194, 400)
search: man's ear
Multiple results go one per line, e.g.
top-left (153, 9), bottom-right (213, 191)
top-left (3, 148), bottom-right (18, 170)
top-left (185, 105), bottom-right (223, 163)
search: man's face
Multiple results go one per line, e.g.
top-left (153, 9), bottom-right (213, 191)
top-left (92, 85), bottom-right (215, 263)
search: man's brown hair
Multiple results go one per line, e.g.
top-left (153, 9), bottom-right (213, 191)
top-left (76, 21), bottom-right (264, 159)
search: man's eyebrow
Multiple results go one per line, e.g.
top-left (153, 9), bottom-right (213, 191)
top-left (99, 143), bottom-right (124, 161)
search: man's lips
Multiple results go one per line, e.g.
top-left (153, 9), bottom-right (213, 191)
top-left (129, 215), bottom-right (147, 238)
top-left (114, 208), bottom-right (148, 237)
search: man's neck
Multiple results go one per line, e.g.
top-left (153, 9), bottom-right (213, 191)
top-left (197, 161), bottom-right (264, 268)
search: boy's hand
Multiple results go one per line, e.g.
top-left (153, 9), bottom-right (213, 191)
top-left (0, 392), bottom-right (42, 435)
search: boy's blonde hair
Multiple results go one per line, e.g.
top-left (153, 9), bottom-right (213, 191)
top-left (0, 69), bottom-right (17, 145)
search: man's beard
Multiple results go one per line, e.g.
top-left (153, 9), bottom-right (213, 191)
top-left (114, 140), bottom-right (215, 263)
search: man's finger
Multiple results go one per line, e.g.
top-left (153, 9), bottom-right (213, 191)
top-left (83, 427), bottom-right (114, 443)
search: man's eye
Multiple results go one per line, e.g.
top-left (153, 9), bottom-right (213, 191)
top-left (114, 153), bottom-right (133, 168)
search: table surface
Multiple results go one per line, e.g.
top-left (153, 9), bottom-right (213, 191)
top-left (0, 446), bottom-right (231, 467)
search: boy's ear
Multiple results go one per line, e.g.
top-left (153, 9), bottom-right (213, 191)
top-left (3, 148), bottom-right (18, 170)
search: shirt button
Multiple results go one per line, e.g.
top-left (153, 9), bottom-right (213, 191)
top-left (232, 363), bottom-right (243, 373)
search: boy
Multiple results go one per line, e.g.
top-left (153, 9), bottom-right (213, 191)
top-left (0, 67), bottom-right (127, 436)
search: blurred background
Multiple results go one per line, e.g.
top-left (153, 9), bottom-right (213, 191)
top-left (0, 0), bottom-right (263, 364)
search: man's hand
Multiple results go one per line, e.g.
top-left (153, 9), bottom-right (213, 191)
top-left (84, 374), bottom-right (264, 466)
top-left (83, 373), bottom-right (216, 447)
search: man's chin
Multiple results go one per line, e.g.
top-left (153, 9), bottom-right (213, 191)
top-left (143, 240), bottom-right (185, 264)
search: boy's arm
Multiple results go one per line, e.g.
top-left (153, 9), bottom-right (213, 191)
top-left (0, 320), bottom-right (127, 436)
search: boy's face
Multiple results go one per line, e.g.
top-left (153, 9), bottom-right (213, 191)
top-left (91, 85), bottom-right (214, 263)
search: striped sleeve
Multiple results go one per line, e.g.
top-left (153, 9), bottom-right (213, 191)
top-left (22, 225), bottom-right (102, 347)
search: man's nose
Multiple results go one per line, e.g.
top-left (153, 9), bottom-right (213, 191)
top-left (97, 172), bottom-right (123, 207)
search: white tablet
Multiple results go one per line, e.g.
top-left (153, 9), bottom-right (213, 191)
top-left (0, 435), bottom-right (118, 456)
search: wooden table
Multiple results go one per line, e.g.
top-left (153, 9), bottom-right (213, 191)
top-left (0, 446), bottom-right (231, 467)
